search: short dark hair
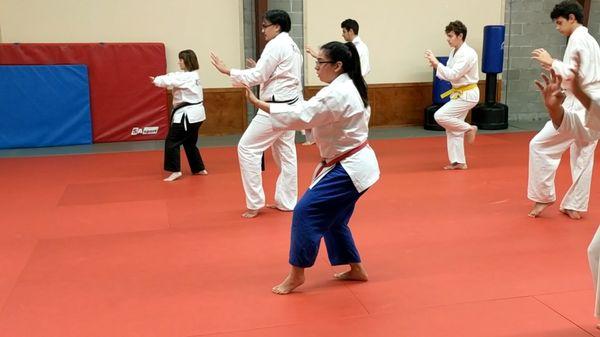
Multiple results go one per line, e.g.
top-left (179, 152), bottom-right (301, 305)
top-left (551, 0), bottom-right (584, 24)
top-left (264, 9), bottom-right (291, 32)
top-left (341, 19), bottom-right (359, 35)
top-left (178, 49), bottom-right (199, 71)
top-left (445, 20), bottom-right (468, 41)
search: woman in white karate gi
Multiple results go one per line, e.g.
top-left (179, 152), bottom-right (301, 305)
top-left (152, 49), bottom-right (207, 182)
top-left (425, 20), bottom-right (479, 170)
top-left (245, 41), bottom-right (380, 295)
top-left (211, 9), bottom-right (303, 218)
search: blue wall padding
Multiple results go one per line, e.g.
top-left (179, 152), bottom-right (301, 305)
top-left (0, 65), bottom-right (92, 149)
top-left (482, 25), bottom-right (506, 74)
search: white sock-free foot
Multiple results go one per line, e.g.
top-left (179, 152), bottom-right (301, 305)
top-left (163, 172), bottom-right (183, 182)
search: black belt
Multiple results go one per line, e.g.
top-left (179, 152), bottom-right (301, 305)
top-left (171, 101), bottom-right (203, 130)
top-left (265, 96), bottom-right (299, 105)
top-left (172, 101), bottom-right (202, 117)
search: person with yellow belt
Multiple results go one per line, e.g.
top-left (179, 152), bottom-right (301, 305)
top-left (425, 20), bottom-right (479, 170)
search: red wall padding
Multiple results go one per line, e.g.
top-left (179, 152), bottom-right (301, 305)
top-left (0, 43), bottom-right (168, 142)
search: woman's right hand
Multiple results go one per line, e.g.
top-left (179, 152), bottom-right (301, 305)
top-left (245, 58), bottom-right (256, 68)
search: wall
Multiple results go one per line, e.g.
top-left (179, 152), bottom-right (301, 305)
top-left (0, 0), bottom-right (244, 88)
top-left (304, 0), bottom-right (505, 85)
top-left (503, 0), bottom-right (600, 121)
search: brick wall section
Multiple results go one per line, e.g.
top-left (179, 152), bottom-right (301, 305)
top-left (503, 0), bottom-right (600, 121)
top-left (268, 0), bottom-right (304, 50)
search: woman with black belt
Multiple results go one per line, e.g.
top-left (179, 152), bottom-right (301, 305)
top-left (151, 49), bottom-right (207, 182)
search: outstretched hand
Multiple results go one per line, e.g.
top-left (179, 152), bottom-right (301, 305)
top-left (245, 86), bottom-right (258, 105)
top-left (210, 52), bottom-right (231, 75)
top-left (305, 46), bottom-right (318, 59)
top-left (246, 57), bottom-right (256, 69)
top-left (244, 86), bottom-right (270, 113)
top-left (535, 69), bottom-right (565, 129)
top-left (535, 69), bottom-right (565, 108)
top-left (424, 50), bottom-right (439, 68)
top-left (531, 48), bottom-right (553, 70)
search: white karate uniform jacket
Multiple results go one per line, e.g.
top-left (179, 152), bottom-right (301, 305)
top-left (553, 26), bottom-right (600, 140)
top-left (153, 71), bottom-right (205, 124)
top-left (436, 42), bottom-right (479, 103)
top-left (230, 32), bottom-right (303, 113)
top-left (228, 32), bottom-right (303, 211)
top-left (352, 36), bottom-right (371, 77)
top-left (270, 73), bottom-right (380, 193)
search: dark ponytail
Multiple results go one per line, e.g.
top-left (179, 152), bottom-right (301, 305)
top-left (320, 41), bottom-right (369, 107)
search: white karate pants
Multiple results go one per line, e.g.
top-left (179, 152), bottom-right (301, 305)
top-left (434, 98), bottom-right (478, 164)
top-left (238, 112), bottom-right (298, 211)
top-left (528, 110), bottom-right (598, 212)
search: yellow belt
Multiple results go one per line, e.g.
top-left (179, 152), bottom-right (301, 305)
top-left (440, 83), bottom-right (478, 99)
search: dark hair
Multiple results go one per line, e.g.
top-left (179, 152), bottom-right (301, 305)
top-left (551, 0), bottom-right (584, 23)
top-left (264, 9), bottom-right (291, 32)
top-left (320, 41), bottom-right (368, 107)
top-left (178, 49), bottom-right (199, 71)
top-left (341, 19), bottom-right (359, 34)
top-left (445, 20), bottom-right (468, 41)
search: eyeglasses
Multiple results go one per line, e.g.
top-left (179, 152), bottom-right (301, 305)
top-left (315, 60), bottom-right (336, 68)
top-left (261, 23), bottom-right (273, 29)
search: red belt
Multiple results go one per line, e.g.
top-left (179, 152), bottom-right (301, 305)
top-left (313, 141), bottom-right (368, 178)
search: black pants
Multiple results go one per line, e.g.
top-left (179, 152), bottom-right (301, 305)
top-left (164, 119), bottom-right (205, 173)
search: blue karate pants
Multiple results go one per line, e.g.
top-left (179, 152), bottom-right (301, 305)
top-left (289, 163), bottom-right (366, 268)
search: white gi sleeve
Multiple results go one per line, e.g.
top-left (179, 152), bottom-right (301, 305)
top-left (436, 51), bottom-right (476, 82)
top-left (586, 101), bottom-right (600, 132)
top-left (269, 87), bottom-right (344, 130)
top-left (230, 42), bottom-right (280, 87)
top-left (153, 72), bottom-right (188, 89)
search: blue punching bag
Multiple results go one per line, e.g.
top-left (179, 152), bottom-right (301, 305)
top-left (424, 57), bottom-right (452, 131)
top-left (472, 25), bottom-right (509, 130)
top-left (432, 57), bottom-right (451, 105)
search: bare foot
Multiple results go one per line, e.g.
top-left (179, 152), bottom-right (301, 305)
top-left (242, 209), bottom-right (259, 218)
top-left (272, 268), bottom-right (305, 295)
top-left (301, 141), bottom-right (315, 146)
top-left (193, 170), bottom-right (208, 175)
top-left (466, 125), bottom-right (478, 144)
top-left (560, 208), bottom-right (582, 220)
top-left (163, 172), bottom-right (183, 182)
top-left (528, 202), bottom-right (553, 218)
top-left (596, 322), bottom-right (600, 330)
top-left (334, 263), bottom-right (369, 282)
top-left (266, 204), bottom-right (293, 212)
top-left (443, 163), bottom-right (468, 170)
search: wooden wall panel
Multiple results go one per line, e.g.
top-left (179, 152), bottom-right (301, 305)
top-left (168, 88), bottom-right (247, 136)
top-left (305, 80), bottom-right (500, 128)
top-left (164, 81), bottom-right (501, 136)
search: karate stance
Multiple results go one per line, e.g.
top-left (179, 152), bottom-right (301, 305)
top-left (528, 0), bottom-right (600, 219)
top-left (211, 9), bottom-right (303, 218)
top-left (152, 49), bottom-right (207, 182)
top-left (425, 20), bottom-right (479, 170)
top-left (540, 57), bottom-right (600, 329)
top-left (246, 41), bottom-right (379, 295)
